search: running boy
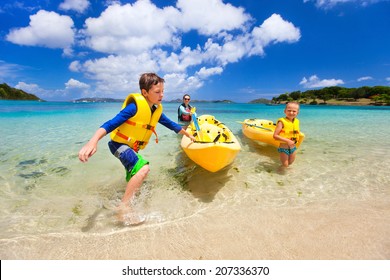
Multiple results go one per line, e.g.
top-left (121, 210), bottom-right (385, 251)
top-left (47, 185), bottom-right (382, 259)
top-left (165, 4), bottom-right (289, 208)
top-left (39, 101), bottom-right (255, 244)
top-left (273, 102), bottom-right (301, 167)
top-left (78, 73), bottom-right (195, 225)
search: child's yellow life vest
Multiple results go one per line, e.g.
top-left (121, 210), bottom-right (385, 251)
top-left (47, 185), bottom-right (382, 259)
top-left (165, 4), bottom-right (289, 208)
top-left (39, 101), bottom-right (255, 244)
top-left (277, 117), bottom-right (300, 143)
top-left (110, 93), bottom-right (162, 151)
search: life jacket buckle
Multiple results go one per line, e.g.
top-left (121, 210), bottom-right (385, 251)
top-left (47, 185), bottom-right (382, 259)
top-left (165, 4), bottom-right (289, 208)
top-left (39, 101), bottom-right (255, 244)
top-left (143, 124), bottom-right (154, 130)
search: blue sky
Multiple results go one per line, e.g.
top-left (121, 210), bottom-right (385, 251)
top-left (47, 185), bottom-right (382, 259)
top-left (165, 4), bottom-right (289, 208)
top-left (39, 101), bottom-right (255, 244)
top-left (1, 0), bottom-right (389, 102)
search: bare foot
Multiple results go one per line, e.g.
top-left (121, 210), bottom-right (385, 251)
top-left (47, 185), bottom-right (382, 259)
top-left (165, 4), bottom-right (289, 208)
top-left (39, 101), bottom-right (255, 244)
top-left (116, 204), bottom-right (146, 226)
top-left (121, 212), bottom-right (146, 226)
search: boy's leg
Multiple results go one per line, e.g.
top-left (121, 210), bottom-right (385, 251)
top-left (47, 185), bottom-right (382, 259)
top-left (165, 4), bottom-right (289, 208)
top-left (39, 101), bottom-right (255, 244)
top-left (109, 143), bottom-right (150, 225)
top-left (121, 164), bottom-right (150, 205)
top-left (117, 165), bottom-right (149, 225)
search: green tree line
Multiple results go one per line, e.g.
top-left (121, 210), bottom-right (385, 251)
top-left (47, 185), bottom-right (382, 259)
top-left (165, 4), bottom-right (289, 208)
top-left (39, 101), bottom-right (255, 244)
top-left (272, 86), bottom-right (390, 105)
top-left (0, 83), bottom-right (41, 101)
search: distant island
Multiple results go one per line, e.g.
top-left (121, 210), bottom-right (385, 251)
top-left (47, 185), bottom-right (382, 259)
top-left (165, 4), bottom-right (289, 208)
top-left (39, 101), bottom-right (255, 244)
top-left (2, 83), bottom-right (389, 106)
top-left (248, 98), bottom-right (272, 104)
top-left (74, 97), bottom-right (235, 103)
top-left (165, 98), bottom-right (234, 103)
top-left (0, 83), bottom-right (43, 101)
top-left (267, 86), bottom-right (390, 106)
top-left (73, 97), bottom-right (124, 103)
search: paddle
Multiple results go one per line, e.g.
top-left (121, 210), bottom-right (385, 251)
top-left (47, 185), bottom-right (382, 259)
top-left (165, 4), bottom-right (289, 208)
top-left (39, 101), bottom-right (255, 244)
top-left (191, 107), bottom-right (203, 141)
top-left (237, 121), bottom-right (273, 131)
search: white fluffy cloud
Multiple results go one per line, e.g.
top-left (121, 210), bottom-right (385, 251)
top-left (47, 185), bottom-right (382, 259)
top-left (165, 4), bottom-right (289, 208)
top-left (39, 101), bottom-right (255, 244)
top-left (15, 81), bottom-right (64, 100)
top-left (196, 67), bottom-right (223, 79)
top-left (83, 1), bottom-right (181, 54)
top-left (176, 0), bottom-right (251, 35)
top-left (80, 53), bottom-right (159, 93)
top-left (15, 80), bottom-right (91, 100)
top-left (15, 79), bottom-right (91, 100)
top-left (253, 14), bottom-right (301, 45)
top-left (163, 73), bottom-right (204, 94)
top-left (15, 82), bottom-right (43, 93)
top-left (65, 78), bottom-right (90, 89)
top-left (6, 0), bottom-right (301, 99)
top-left (59, 0), bottom-right (90, 13)
top-left (64, 78), bottom-right (91, 98)
top-left (75, 1), bottom-right (300, 97)
top-left (357, 76), bottom-right (373, 82)
top-left (250, 13), bottom-right (301, 56)
top-left (300, 75), bottom-right (344, 88)
top-left (6, 10), bottom-right (75, 49)
top-left (303, 0), bottom-right (387, 9)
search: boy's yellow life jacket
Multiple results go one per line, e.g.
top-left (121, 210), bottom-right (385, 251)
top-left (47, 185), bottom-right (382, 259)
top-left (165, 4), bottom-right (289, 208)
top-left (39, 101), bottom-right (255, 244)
top-left (110, 93), bottom-right (163, 151)
top-left (277, 117), bottom-right (300, 142)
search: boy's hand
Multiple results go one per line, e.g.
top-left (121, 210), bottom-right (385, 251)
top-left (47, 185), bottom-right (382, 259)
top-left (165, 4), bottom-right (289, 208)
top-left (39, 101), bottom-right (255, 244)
top-left (78, 142), bottom-right (97, 162)
top-left (78, 128), bottom-right (106, 162)
top-left (188, 134), bottom-right (196, 142)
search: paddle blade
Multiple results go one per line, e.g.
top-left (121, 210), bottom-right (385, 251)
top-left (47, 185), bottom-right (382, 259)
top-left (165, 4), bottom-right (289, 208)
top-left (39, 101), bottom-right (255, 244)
top-left (237, 121), bottom-right (273, 131)
top-left (192, 112), bottom-right (201, 132)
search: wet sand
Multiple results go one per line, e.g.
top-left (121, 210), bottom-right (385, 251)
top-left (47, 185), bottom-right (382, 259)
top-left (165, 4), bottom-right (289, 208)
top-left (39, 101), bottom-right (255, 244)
top-left (1, 199), bottom-right (389, 260)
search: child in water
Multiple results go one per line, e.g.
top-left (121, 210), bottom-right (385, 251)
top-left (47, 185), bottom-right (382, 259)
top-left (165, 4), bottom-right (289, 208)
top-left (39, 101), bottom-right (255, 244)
top-left (273, 102), bottom-right (301, 167)
top-left (78, 73), bottom-right (195, 225)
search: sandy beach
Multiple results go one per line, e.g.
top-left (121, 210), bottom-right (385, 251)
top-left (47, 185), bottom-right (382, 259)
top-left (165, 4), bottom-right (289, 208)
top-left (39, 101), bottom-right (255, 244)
top-left (1, 198), bottom-right (389, 260)
top-left (1, 101), bottom-right (390, 260)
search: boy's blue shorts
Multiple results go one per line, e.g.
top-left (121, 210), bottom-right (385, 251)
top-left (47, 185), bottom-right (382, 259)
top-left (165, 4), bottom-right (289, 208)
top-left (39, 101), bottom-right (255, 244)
top-left (108, 141), bottom-right (149, 182)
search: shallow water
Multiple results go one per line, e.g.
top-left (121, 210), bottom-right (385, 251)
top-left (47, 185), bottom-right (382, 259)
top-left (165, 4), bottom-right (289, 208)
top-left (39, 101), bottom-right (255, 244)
top-left (1, 101), bottom-right (389, 241)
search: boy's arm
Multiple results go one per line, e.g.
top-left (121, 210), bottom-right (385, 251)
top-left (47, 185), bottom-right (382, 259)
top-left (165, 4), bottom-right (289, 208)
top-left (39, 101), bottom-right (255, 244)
top-left (79, 103), bottom-right (137, 163)
top-left (78, 127), bottom-right (107, 162)
top-left (100, 103), bottom-right (136, 133)
top-left (159, 113), bottom-right (195, 141)
top-left (159, 113), bottom-right (183, 133)
top-left (178, 128), bottom-right (196, 141)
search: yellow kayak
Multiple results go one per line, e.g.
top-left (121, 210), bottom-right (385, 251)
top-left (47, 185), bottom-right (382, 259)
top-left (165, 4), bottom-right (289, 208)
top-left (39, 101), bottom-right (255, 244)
top-left (241, 118), bottom-right (305, 148)
top-left (181, 114), bottom-right (241, 172)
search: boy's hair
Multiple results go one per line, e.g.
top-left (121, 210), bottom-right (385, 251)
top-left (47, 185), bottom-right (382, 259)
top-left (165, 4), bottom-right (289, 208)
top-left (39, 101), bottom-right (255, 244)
top-left (286, 101), bottom-right (300, 109)
top-left (139, 73), bottom-right (165, 92)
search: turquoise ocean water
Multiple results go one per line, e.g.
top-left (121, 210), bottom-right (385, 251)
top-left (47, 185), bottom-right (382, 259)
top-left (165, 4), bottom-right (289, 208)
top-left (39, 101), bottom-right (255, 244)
top-left (1, 100), bottom-right (390, 239)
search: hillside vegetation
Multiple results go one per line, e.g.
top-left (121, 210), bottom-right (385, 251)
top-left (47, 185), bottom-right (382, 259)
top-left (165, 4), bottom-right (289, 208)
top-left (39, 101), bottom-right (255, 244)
top-left (270, 86), bottom-right (390, 105)
top-left (0, 83), bottom-right (42, 101)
